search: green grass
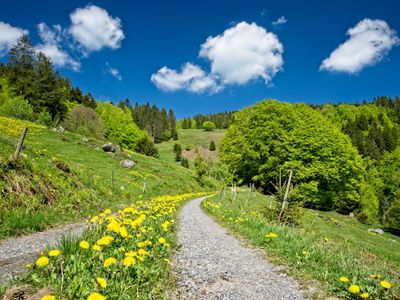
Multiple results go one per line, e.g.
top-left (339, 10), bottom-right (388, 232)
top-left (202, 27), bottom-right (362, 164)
top-left (0, 117), bottom-right (218, 240)
top-left (202, 190), bottom-right (400, 299)
top-left (157, 129), bottom-right (225, 167)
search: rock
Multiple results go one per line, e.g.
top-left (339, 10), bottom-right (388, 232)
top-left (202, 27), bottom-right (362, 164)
top-left (115, 145), bottom-right (121, 152)
top-left (102, 143), bottom-right (115, 153)
top-left (375, 228), bottom-right (384, 235)
top-left (368, 228), bottom-right (375, 232)
top-left (121, 159), bottom-right (135, 168)
top-left (20, 153), bottom-right (28, 159)
top-left (56, 127), bottom-right (65, 133)
top-left (3, 285), bottom-right (31, 300)
top-left (349, 212), bottom-right (354, 218)
top-left (82, 137), bottom-right (89, 142)
top-left (29, 287), bottom-right (54, 300)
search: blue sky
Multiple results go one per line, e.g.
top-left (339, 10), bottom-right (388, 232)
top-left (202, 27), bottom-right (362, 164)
top-left (0, 0), bottom-right (399, 118)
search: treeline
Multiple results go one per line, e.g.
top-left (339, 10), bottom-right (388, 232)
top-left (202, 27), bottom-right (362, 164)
top-left (0, 35), bottom-right (178, 157)
top-left (221, 99), bottom-right (400, 233)
top-left (179, 111), bottom-right (235, 129)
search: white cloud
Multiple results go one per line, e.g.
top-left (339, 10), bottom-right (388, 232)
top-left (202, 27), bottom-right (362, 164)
top-left (199, 21), bottom-right (284, 85)
top-left (151, 63), bottom-right (221, 93)
top-left (320, 19), bottom-right (399, 73)
top-left (106, 62), bottom-right (122, 80)
top-left (272, 16), bottom-right (287, 26)
top-left (69, 5), bottom-right (125, 52)
top-left (36, 23), bottom-right (80, 71)
top-left (0, 22), bottom-right (28, 56)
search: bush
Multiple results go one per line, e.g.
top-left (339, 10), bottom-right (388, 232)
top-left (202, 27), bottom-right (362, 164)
top-left (173, 143), bottom-right (182, 162)
top-left (0, 96), bottom-right (34, 121)
top-left (202, 121), bottom-right (216, 131)
top-left (63, 105), bottom-right (105, 139)
top-left (194, 155), bottom-right (208, 182)
top-left (134, 136), bottom-right (159, 158)
top-left (181, 157), bottom-right (189, 168)
top-left (209, 140), bottom-right (216, 151)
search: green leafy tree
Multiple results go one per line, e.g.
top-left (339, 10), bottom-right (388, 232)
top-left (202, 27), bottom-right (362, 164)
top-left (0, 96), bottom-right (34, 120)
top-left (202, 121), bottom-right (216, 131)
top-left (134, 136), bottom-right (159, 158)
top-left (63, 105), bottom-right (105, 139)
top-left (194, 155), bottom-right (208, 182)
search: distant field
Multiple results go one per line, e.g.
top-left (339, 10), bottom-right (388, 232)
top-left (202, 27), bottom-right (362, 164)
top-left (0, 117), bottom-right (217, 239)
top-left (157, 129), bottom-right (226, 166)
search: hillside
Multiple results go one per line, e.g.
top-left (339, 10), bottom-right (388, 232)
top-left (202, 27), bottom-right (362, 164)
top-left (0, 116), bottom-right (217, 240)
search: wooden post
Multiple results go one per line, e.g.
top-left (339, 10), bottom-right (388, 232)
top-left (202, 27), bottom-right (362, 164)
top-left (278, 169), bottom-right (293, 222)
top-left (13, 127), bottom-right (28, 161)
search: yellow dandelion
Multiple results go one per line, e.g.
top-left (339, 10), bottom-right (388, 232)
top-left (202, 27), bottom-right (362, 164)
top-left (122, 256), bottom-right (136, 266)
top-left (360, 292), bottom-right (369, 299)
top-left (348, 284), bottom-right (360, 294)
top-left (25, 264), bottom-right (33, 268)
top-left (35, 256), bottom-right (49, 268)
top-left (370, 274), bottom-right (381, 279)
top-left (159, 237), bottom-right (167, 245)
top-left (87, 292), bottom-right (105, 300)
top-left (48, 249), bottom-right (61, 257)
top-left (92, 245), bottom-right (101, 251)
top-left (96, 277), bottom-right (107, 289)
top-left (380, 280), bottom-right (392, 289)
top-left (41, 295), bottom-right (56, 300)
top-left (103, 257), bottom-right (117, 268)
top-left (265, 232), bottom-right (278, 238)
top-left (302, 250), bottom-right (308, 255)
top-left (339, 276), bottom-right (349, 283)
top-left (79, 240), bottom-right (90, 249)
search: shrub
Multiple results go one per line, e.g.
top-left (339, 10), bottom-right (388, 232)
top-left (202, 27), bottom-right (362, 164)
top-left (202, 121), bottom-right (216, 131)
top-left (181, 157), bottom-right (189, 168)
top-left (63, 105), bottom-right (105, 139)
top-left (194, 155), bottom-right (208, 182)
top-left (0, 96), bottom-right (34, 121)
top-left (173, 143), bottom-right (182, 162)
top-left (134, 136), bottom-right (159, 158)
top-left (209, 140), bottom-right (216, 151)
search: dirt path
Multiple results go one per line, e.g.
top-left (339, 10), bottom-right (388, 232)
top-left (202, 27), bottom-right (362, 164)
top-left (174, 197), bottom-right (306, 300)
top-left (0, 223), bottom-right (86, 284)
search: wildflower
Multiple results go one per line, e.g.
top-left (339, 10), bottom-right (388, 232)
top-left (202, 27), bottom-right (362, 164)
top-left (380, 280), bottom-right (392, 289)
top-left (41, 296), bottom-right (56, 300)
top-left (104, 209), bottom-right (112, 214)
top-left (302, 250), bottom-right (308, 255)
top-left (79, 240), bottom-right (90, 249)
top-left (87, 292), bottom-right (105, 300)
top-left (92, 245), bottom-right (101, 251)
top-left (35, 256), bottom-right (49, 268)
top-left (348, 285), bottom-right (360, 294)
top-left (103, 257), bottom-right (117, 268)
top-left (122, 256), bottom-right (136, 266)
top-left (96, 236), bottom-right (114, 246)
top-left (90, 216), bottom-right (99, 223)
top-left (360, 292), bottom-right (369, 299)
top-left (159, 237), bottom-right (167, 245)
top-left (265, 232), bottom-right (278, 238)
top-left (339, 276), bottom-right (349, 283)
top-left (25, 264), bottom-right (32, 268)
top-left (370, 274), bottom-right (381, 279)
top-left (164, 258), bottom-right (170, 263)
top-left (96, 277), bottom-right (107, 288)
top-left (48, 249), bottom-right (61, 257)
top-left (119, 226), bottom-right (128, 238)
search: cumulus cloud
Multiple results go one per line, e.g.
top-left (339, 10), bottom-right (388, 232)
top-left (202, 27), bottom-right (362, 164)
top-left (106, 62), bottom-right (122, 80)
top-left (69, 5), bottom-right (125, 52)
top-left (272, 16), bottom-right (287, 26)
top-left (36, 23), bottom-right (80, 71)
top-left (0, 22), bottom-right (28, 56)
top-left (320, 18), bottom-right (399, 73)
top-left (199, 21), bottom-right (284, 85)
top-left (151, 63), bottom-right (221, 93)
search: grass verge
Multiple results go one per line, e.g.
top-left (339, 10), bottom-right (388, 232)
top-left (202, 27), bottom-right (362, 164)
top-left (202, 190), bottom-right (399, 299)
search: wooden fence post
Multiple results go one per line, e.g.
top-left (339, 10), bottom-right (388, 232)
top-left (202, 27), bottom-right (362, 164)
top-left (278, 169), bottom-right (293, 222)
top-left (13, 127), bottom-right (28, 161)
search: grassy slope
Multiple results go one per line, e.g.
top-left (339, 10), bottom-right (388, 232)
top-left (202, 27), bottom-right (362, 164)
top-left (203, 190), bottom-right (400, 299)
top-left (157, 129), bottom-right (225, 167)
top-left (0, 117), bottom-right (217, 239)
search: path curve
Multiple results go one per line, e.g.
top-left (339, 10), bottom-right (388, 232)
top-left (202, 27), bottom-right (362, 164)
top-left (0, 223), bottom-right (86, 284)
top-left (174, 197), bottom-right (306, 300)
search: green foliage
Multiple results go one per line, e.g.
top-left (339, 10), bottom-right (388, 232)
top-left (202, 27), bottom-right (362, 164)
top-left (134, 136), bottom-right (159, 158)
top-left (173, 143), bottom-right (182, 162)
top-left (202, 121), bottom-right (216, 131)
top-left (96, 102), bottom-right (146, 149)
top-left (181, 157), bottom-right (189, 168)
top-left (0, 95), bottom-right (34, 120)
top-left (191, 111), bottom-right (235, 129)
top-left (63, 105), bottom-right (105, 139)
top-left (221, 100), bottom-right (365, 213)
top-left (194, 155), bottom-right (208, 182)
top-left (209, 140), bottom-right (216, 151)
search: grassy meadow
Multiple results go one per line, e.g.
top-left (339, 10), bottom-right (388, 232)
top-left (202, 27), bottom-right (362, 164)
top-left (202, 189), bottom-right (400, 299)
top-left (0, 116), bottom-right (217, 240)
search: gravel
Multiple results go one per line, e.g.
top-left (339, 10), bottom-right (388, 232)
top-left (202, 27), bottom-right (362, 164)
top-left (0, 223), bottom-right (86, 284)
top-left (174, 197), bottom-right (307, 300)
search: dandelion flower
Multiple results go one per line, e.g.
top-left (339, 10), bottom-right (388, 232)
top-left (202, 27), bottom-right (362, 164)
top-left (265, 232), bottom-right (278, 238)
top-left (41, 295), bottom-right (56, 300)
top-left (159, 237), bottom-right (167, 245)
top-left (302, 250), bottom-right (308, 255)
top-left (96, 277), bottom-right (107, 289)
top-left (48, 249), bottom-right (61, 257)
top-left (92, 245), bottom-right (101, 251)
top-left (79, 240), bottom-right (90, 249)
top-left (370, 274), bottom-right (381, 279)
top-left (339, 276), bottom-right (349, 283)
top-left (87, 292), bottom-right (105, 300)
top-left (122, 256), bottom-right (136, 266)
top-left (25, 264), bottom-right (32, 268)
top-left (360, 292), bottom-right (369, 299)
top-left (35, 256), bottom-right (49, 268)
top-left (348, 284), bottom-right (360, 294)
top-left (380, 280), bottom-right (392, 289)
top-left (103, 257), bottom-right (117, 268)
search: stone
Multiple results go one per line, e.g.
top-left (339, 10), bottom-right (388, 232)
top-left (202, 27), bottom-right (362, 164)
top-left (102, 143), bottom-right (115, 153)
top-left (120, 159), bottom-right (135, 168)
top-left (374, 228), bottom-right (384, 235)
top-left (56, 127), bottom-right (65, 133)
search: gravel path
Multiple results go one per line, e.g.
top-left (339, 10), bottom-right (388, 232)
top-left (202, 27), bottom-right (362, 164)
top-left (0, 223), bottom-right (86, 284)
top-left (174, 197), bottom-right (306, 300)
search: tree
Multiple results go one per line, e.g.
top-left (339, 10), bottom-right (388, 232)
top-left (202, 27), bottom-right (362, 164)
top-left (209, 140), bottom-right (216, 151)
top-left (181, 157), bottom-right (189, 168)
top-left (0, 96), bottom-right (34, 120)
top-left (63, 105), bottom-right (104, 139)
top-left (194, 155), bottom-right (208, 182)
top-left (173, 143), bottom-right (183, 162)
top-left (134, 136), bottom-right (159, 158)
top-left (202, 121), bottom-right (216, 131)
